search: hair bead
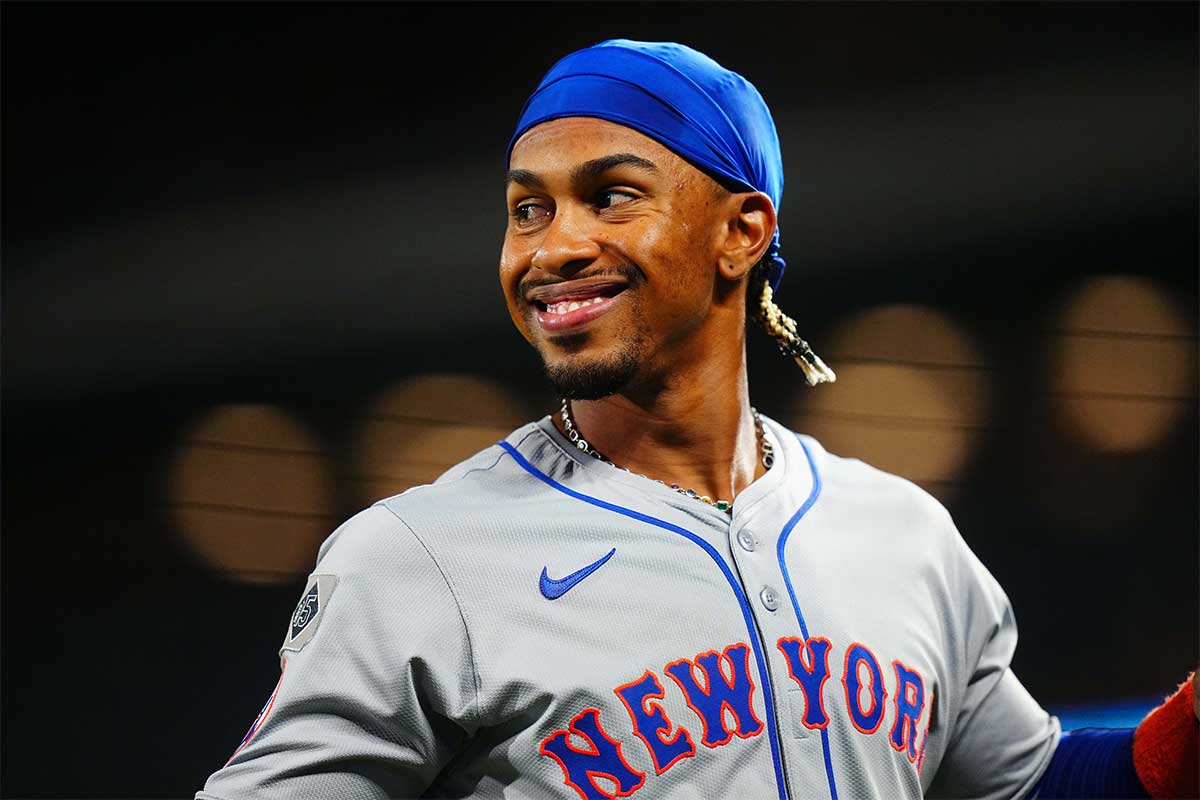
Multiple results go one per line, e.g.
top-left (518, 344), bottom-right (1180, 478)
top-left (749, 263), bottom-right (836, 386)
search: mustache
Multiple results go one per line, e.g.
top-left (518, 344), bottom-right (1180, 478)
top-left (518, 264), bottom-right (644, 298)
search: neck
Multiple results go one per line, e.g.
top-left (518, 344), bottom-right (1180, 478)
top-left (557, 342), bottom-right (765, 504)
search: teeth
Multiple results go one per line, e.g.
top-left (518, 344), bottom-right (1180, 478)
top-left (545, 297), bottom-right (605, 315)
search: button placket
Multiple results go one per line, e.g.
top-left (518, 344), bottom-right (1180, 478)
top-left (759, 585), bottom-right (781, 612)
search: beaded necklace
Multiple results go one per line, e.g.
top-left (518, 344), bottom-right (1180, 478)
top-left (558, 399), bottom-right (774, 515)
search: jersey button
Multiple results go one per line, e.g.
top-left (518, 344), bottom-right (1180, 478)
top-left (759, 586), bottom-right (780, 612)
top-left (737, 530), bottom-right (756, 552)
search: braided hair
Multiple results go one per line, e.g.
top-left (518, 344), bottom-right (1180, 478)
top-left (747, 260), bottom-right (836, 386)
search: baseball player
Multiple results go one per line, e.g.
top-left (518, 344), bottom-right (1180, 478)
top-left (198, 41), bottom-right (1196, 799)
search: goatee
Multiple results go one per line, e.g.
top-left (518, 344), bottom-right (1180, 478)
top-left (543, 335), bottom-right (643, 401)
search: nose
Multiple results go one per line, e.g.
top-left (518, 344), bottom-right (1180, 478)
top-left (530, 205), bottom-right (602, 275)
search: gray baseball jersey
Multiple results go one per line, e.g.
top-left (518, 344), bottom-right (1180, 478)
top-left (197, 415), bottom-right (1059, 800)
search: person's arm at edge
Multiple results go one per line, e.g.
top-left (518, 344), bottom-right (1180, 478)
top-left (1030, 672), bottom-right (1197, 799)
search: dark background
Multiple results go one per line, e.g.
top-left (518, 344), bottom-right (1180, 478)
top-left (3, 3), bottom-right (1196, 796)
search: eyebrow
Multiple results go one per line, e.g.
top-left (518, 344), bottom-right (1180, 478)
top-left (505, 153), bottom-right (660, 190)
top-left (570, 153), bottom-right (660, 183)
top-left (505, 168), bottom-right (545, 190)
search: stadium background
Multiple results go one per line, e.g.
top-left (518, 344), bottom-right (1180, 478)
top-left (3, 3), bottom-right (1196, 796)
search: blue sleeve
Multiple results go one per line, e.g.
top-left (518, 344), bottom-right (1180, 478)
top-left (1030, 728), bottom-right (1149, 799)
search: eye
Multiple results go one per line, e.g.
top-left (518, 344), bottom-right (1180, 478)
top-left (594, 189), bottom-right (638, 210)
top-left (512, 202), bottom-right (551, 225)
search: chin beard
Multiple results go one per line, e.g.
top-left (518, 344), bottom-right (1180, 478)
top-left (542, 335), bottom-right (643, 401)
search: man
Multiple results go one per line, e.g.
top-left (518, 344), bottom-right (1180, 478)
top-left (198, 40), bottom-right (1195, 799)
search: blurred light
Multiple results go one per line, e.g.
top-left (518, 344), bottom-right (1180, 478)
top-left (169, 405), bottom-right (334, 585)
top-left (1050, 698), bottom-right (1159, 730)
top-left (353, 373), bottom-right (528, 504)
top-left (1053, 276), bottom-right (1196, 452)
top-left (791, 305), bottom-right (989, 499)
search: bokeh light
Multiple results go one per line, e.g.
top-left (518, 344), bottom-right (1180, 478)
top-left (1052, 275), bottom-right (1196, 452)
top-left (353, 373), bottom-right (528, 504)
top-left (169, 405), bottom-right (335, 584)
top-left (790, 305), bottom-right (990, 500)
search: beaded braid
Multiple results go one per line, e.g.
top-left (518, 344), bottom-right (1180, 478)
top-left (748, 262), bottom-right (836, 386)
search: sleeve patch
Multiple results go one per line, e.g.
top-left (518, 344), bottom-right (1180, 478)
top-left (226, 663), bottom-right (286, 764)
top-left (279, 573), bottom-right (338, 662)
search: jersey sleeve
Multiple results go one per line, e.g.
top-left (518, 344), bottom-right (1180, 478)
top-left (926, 530), bottom-right (1060, 800)
top-left (196, 504), bottom-right (479, 800)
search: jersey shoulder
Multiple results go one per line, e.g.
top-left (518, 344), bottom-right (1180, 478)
top-left (305, 421), bottom-right (555, 597)
top-left (795, 430), bottom-right (960, 545)
top-left (367, 418), bottom-right (575, 539)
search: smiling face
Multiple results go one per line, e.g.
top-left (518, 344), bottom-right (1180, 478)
top-left (501, 118), bottom-right (742, 400)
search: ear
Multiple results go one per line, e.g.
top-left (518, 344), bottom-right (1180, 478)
top-left (716, 192), bottom-right (777, 282)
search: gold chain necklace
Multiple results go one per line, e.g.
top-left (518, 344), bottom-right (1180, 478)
top-left (558, 399), bottom-right (774, 515)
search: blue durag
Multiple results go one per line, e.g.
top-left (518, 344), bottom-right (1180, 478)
top-left (508, 39), bottom-right (788, 291)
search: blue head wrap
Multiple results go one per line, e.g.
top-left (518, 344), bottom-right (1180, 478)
top-left (508, 39), bottom-right (788, 291)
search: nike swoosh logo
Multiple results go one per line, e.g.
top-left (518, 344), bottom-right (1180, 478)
top-left (539, 547), bottom-right (617, 600)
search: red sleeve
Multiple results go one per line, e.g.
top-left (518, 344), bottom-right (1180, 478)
top-left (1132, 672), bottom-right (1198, 799)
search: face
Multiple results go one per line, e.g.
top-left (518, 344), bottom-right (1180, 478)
top-left (501, 118), bottom-right (732, 400)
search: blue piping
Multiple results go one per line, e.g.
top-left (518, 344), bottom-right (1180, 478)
top-left (498, 441), bottom-right (789, 800)
top-left (776, 435), bottom-right (839, 800)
